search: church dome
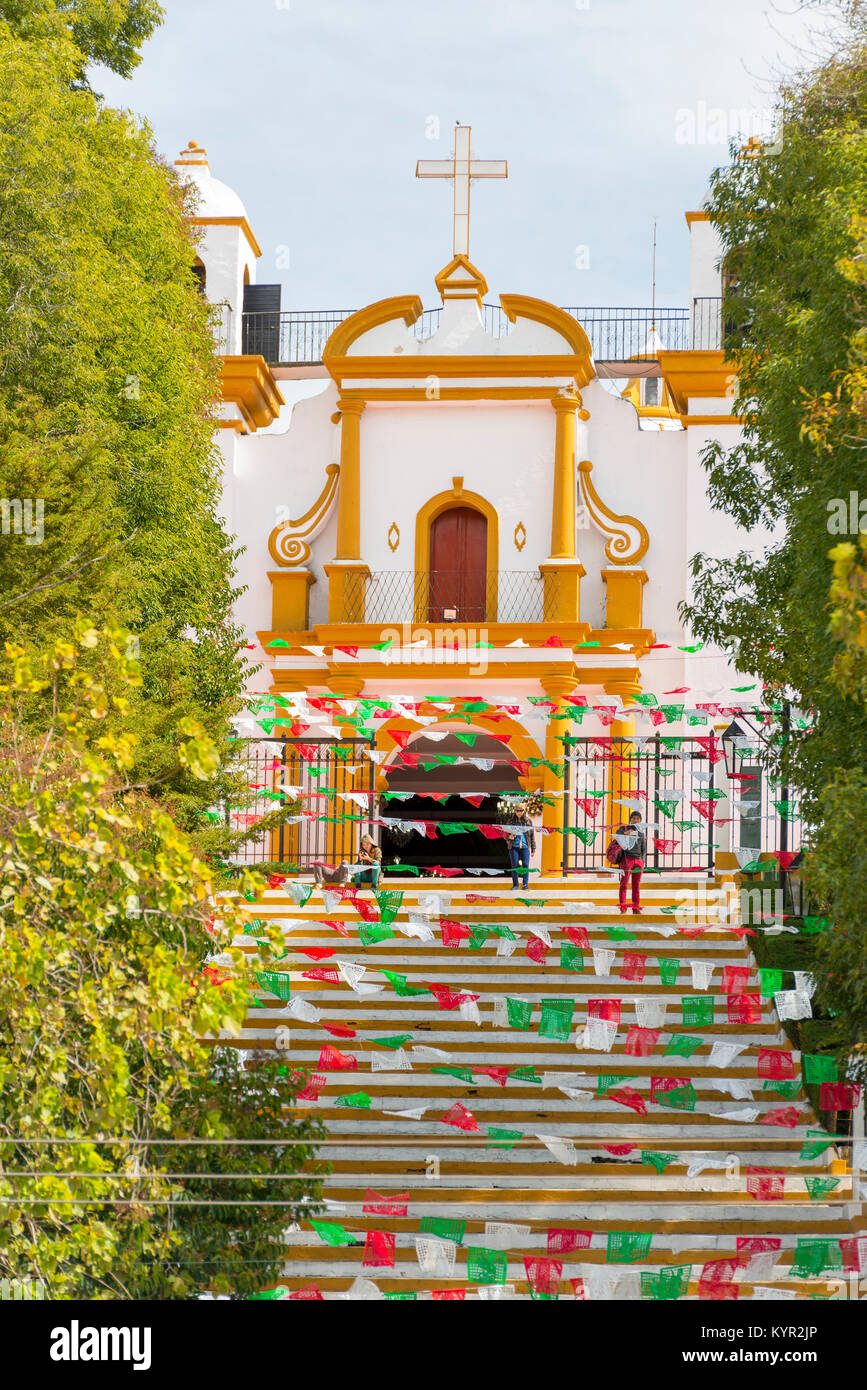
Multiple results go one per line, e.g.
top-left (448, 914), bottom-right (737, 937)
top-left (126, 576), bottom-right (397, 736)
top-left (174, 141), bottom-right (248, 219)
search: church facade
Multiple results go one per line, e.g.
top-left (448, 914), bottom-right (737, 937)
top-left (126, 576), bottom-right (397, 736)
top-left (177, 133), bottom-right (779, 882)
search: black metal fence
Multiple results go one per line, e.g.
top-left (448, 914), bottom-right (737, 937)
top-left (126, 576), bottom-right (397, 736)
top-left (562, 737), bottom-right (718, 873)
top-left (238, 299), bottom-right (723, 367)
top-left (344, 569), bottom-right (569, 626)
top-left (227, 737), bottom-right (375, 867)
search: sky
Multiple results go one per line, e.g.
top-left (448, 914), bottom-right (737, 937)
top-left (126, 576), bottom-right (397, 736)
top-left (95, 0), bottom-right (837, 314)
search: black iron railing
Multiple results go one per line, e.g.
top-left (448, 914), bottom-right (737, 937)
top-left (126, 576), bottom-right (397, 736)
top-left (226, 736), bottom-right (376, 866)
top-left (343, 569), bottom-right (568, 625)
top-left (238, 300), bottom-right (723, 366)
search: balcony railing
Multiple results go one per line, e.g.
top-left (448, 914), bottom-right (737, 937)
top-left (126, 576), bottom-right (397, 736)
top-left (343, 569), bottom-right (569, 625)
top-left (239, 299), bottom-right (724, 367)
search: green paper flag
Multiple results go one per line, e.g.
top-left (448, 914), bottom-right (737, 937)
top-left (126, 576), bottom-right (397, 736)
top-left (641, 1265), bottom-right (691, 1300)
top-left (372, 1034), bottom-right (414, 1050)
top-left (432, 1065), bottom-right (475, 1083)
top-left (641, 1150), bottom-right (679, 1174)
top-left (802, 1054), bottom-right (838, 1084)
top-left (607, 1231), bottom-right (652, 1264)
top-left (420, 1216), bottom-right (466, 1244)
top-left (664, 1034), bottom-right (702, 1058)
top-left (506, 997), bottom-right (533, 1030)
top-left (561, 943), bottom-right (584, 972)
top-left (310, 1220), bottom-right (354, 1246)
top-left (486, 1127), bottom-right (523, 1150)
top-left (598, 1073), bottom-right (631, 1097)
top-left (658, 957), bottom-right (681, 986)
top-left (359, 922), bottom-right (397, 946)
top-left (759, 968), bottom-right (783, 997)
top-left (539, 998), bottom-right (575, 1041)
top-left (265, 638), bottom-right (291, 648)
top-left (762, 1078), bottom-right (801, 1099)
top-left (255, 970), bottom-right (292, 1002)
top-left (334, 1091), bottom-right (371, 1109)
top-left (681, 996), bottom-right (714, 1027)
top-left (799, 1129), bottom-right (837, 1161)
top-left (509, 1065), bottom-right (542, 1084)
top-left (467, 1247), bottom-right (507, 1285)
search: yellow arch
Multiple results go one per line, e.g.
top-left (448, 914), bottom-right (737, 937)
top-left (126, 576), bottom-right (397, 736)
top-left (414, 479), bottom-right (499, 623)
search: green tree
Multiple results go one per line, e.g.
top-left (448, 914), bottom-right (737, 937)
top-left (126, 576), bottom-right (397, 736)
top-left (680, 9), bottom-right (867, 1074)
top-left (0, 0), bottom-right (163, 77)
top-left (0, 27), bottom-right (287, 862)
top-left (0, 628), bottom-right (323, 1298)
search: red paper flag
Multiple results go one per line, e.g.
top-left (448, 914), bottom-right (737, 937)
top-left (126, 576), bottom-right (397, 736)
top-left (757, 1047), bottom-right (796, 1080)
top-left (564, 923), bottom-right (591, 950)
top-left (624, 1026), bottom-right (660, 1057)
top-left (820, 1083), bottom-right (862, 1111)
top-left (440, 1102), bottom-right (479, 1132)
top-left (525, 937), bottom-right (550, 964)
top-left (759, 1106), bottom-right (801, 1128)
top-left (548, 1228), bottom-right (592, 1254)
top-left (727, 993), bottom-right (762, 1024)
top-left (440, 919), bottom-right (472, 947)
top-left (746, 1167), bottom-right (786, 1200)
top-left (589, 998), bottom-right (621, 1024)
top-left (362, 1230), bottom-right (395, 1267)
top-left (601, 1143), bottom-right (636, 1155)
top-left (608, 1086), bottom-right (647, 1115)
top-left (721, 965), bottom-right (751, 994)
top-left (524, 1256), bottom-right (562, 1296)
top-left (288, 1284), bottom-right (323, 1300)
top-left (363, 1190), bottom-right (409, 1218)
top-left (303, 968), bottom-right (339, 982)
top-left (620, 953), bottom-right (647, 982)
top-left (432, 1289), bottom-right (466, 1300)
top-left (318, 1044), bottom-right (357, 1071)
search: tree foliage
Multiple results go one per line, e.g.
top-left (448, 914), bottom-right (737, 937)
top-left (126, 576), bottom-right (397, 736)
top-left (0, 0), bottom-right (163, 77)
top-left (680, 11), bottom-right (867, 1068)
top-left (0, 629), bottom-right (323, 1298)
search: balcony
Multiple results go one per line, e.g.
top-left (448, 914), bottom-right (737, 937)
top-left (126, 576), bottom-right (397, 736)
top-left (342, 569), bottom-right (573, 626)
top-left (239, 299), bottom-right (724, 370)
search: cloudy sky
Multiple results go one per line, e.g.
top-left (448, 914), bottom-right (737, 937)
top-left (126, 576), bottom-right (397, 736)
top-left (96, 0), bottom-right (836, 312)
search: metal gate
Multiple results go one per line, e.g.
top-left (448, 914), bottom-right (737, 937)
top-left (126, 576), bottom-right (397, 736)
top-left (561, 736), bottom-right (717, 874)
top-left (228, 736), bottom-right (376, 867)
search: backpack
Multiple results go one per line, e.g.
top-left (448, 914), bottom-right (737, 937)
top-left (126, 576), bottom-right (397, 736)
top-left (605, 838), bottom-right (623, 867)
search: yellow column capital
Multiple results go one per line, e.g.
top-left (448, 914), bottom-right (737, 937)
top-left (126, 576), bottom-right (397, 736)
top-left (337, 396), bottom-right (367, 417)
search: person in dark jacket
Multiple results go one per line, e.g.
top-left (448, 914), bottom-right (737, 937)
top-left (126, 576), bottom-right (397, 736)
top-left (616, 810), bottom-right (646, 914)
top-left (506, 803), bottom-right (536, 891)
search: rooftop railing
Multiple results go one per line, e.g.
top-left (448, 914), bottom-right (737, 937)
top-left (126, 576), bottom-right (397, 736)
top-left (239, 298), bottom-right (724, 367)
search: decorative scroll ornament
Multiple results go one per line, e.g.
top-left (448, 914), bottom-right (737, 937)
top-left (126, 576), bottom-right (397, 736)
top-left (513, 521), bottom-right (527, 553)
top-left (577, 459), bottom-right (649, 565)
top-left (388, 522), bottom-right (400, 553)
top-left (268, 464), bottom-right (339, 567)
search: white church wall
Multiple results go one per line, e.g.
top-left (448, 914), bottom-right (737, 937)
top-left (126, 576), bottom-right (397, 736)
top-left (688, 217), bottom-right (723, 307)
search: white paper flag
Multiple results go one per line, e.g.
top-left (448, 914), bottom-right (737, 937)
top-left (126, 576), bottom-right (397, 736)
top-left (774, 989), bottom-right (812, 1021)
top-left (579, 1018), bottom-right (618, 1052)
top-left (635, 999), bottom-right (667, 1030)
top-left (709, 1041), bottom-right (747, 1068)
top-left (370, 1049), bottom-right (412, 1071)
top-left (690, 960), bottom-right (715, 991)
top-left (286, 997), bottom-right (321, 1023)
top-left (536, 1133), bottom-right (579, 1165)
top-left (415, 1238), bottom-right (456, 1275)
top-left (592, 948), bottom-right (615, 977)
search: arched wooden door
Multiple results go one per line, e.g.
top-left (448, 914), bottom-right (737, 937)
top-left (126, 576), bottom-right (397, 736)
top-left (428, 506), bottom-right (488, 622)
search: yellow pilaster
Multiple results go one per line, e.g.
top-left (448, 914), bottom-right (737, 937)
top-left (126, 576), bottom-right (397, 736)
top-left (328, 399), bottom-right (369, 621)
top-left (268, 569), bottom-right (315, 631)
top-left (539, 673), bottom-right (577, 877)
top-left (603, 568), bottom-right (648, 630)
top-left (542, 394), bottom-right (585, 622)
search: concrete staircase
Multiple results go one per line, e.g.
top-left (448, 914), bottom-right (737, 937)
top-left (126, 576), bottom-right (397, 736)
top-left (226, 874), bottom-right (862, 1300)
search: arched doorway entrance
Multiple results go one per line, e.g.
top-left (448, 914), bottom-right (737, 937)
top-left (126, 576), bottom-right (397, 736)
top-left (381, 728), bottom-right (524, 875)
top-left (428, 506), bottom-right (488, 622)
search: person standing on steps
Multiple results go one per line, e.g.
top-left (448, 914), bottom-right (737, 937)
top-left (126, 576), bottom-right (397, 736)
top-left (616, 810), bottom-right (646, 914)
top-left (506, 802), bottom-right (536, 891)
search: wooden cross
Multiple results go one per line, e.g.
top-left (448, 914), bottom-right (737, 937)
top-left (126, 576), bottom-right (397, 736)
top-left (416, 124), bottom-right (508, 259)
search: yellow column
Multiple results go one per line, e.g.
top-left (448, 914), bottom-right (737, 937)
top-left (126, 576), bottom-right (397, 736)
top-left (539, 673), bottom-right (577, 877)
top-left (605, 678), bottom-right (642, 845)
top-left (540, 394), bottom-right (585, 622)
top-left (550, 395), bottom-right (578, 559)
top-left (326, 398), bottom-right (369, 621)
